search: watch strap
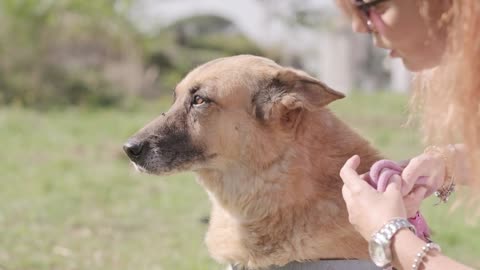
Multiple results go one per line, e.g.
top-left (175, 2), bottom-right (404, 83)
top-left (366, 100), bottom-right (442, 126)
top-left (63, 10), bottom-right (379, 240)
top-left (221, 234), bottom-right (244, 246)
top-left (376, 218), bottom-right (416, 241)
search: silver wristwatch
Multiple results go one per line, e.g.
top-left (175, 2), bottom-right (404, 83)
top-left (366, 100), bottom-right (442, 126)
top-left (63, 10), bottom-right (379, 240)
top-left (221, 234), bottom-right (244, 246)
top-left (368, 218), bottom-right (416, 268)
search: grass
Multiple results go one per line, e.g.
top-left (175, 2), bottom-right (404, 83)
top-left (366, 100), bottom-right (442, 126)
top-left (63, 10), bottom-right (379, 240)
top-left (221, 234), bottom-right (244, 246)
top-left (0, 92), bottom-right (478, 270)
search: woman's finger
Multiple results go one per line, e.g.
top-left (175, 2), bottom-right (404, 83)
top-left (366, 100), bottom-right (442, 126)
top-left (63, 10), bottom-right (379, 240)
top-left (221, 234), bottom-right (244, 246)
top-left (342, 185), bottom-right (351, 201)
top-left (339, 155), bottom-right (365, 191)
top-left (401, 157), bottom-right (426, 195)
top-left (386, 174), bottom-right (402, 195)
top-left (360, 172), bottom-right (375, 187)
top-left (404, 186), bottom-right (427, 217)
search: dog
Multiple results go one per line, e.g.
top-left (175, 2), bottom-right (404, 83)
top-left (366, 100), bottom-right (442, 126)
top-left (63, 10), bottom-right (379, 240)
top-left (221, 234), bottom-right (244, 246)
top-left (123, 55), bottom-right (382, 269)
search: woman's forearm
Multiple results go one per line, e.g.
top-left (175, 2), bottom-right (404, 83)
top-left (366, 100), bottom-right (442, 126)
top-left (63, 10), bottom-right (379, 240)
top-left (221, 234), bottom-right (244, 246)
top-left (391, 230), bottom-right (474, 270)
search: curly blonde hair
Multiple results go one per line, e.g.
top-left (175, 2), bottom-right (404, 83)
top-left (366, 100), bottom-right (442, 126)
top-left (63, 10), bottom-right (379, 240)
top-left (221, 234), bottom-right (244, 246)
top-left (411, 0), bottom-right (480, 190)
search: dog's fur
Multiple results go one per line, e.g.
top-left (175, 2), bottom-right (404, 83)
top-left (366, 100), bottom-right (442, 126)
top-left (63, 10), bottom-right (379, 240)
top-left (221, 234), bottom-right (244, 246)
top-left (124, 55), bottom-right (382, 269)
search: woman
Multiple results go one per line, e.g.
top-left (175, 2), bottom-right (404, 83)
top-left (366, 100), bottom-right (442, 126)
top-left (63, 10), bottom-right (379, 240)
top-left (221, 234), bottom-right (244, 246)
top-left (336, 0), bottom-right (479, 269)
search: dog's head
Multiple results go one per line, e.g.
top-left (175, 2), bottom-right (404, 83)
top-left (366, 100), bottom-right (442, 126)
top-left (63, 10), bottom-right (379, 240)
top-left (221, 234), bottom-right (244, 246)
top-left (123, 55), bottom-right (344, 175)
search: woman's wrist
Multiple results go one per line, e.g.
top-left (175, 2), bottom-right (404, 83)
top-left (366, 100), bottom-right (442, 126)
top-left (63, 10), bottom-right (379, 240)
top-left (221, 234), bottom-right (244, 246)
top-left (423, 144), bottom-right (458, 203)
top-left (390, 229), bottom-right (474, 270)
top-left (391, 229), bottom-right (427, 269)
top-left (424, 145), bottom-right (454, 186)
top-left (368, 218), bottom-right (415, 268)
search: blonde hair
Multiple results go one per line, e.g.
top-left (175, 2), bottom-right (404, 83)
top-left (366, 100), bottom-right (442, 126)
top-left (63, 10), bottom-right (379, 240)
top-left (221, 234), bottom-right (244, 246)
top-left (411, 0), bottom-right (480, 192)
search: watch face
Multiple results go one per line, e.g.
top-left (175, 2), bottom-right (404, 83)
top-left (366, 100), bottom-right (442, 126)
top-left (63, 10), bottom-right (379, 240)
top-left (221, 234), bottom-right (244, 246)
top-left (369, 235), bottom-right (391, 267)
top-left (369, 241), bottom-right (387, 266)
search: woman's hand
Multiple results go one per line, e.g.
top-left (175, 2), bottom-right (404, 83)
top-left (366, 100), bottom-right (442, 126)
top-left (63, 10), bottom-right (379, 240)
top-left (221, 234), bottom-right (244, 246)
top-left (340, 155), bottom-right (407, 240)
top-left (402, 185), bottom-right (427, 217)
top-left (401, 151), bottom-right (446, 197)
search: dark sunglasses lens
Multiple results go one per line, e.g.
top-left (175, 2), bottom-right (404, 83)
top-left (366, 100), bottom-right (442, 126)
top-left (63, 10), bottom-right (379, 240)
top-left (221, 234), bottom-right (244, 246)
top-left (361, 7), bottom-right (370, 17)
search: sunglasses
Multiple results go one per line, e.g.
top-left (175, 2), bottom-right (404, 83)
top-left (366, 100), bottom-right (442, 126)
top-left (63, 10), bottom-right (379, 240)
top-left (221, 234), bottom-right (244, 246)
top-left (353, 0), bottom-right (389, 32)
top-left (354, 0), bottom-right (389, 16)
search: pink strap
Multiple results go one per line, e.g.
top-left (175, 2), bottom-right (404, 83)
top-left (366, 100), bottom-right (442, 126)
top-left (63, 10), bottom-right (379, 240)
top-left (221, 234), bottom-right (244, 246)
top-left (366, 160), bottom-right (431, 242)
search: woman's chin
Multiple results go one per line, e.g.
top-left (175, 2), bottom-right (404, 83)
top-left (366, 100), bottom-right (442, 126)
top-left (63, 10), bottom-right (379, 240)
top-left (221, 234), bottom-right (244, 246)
top-left (401, 57), bottom-right (430, 72)
top-left (401, 55), bottom-right (441, 72)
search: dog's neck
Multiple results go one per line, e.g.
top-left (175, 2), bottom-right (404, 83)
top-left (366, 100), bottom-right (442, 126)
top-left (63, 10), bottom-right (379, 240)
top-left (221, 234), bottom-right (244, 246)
top-left (196, 151), bottom-right (319, 221)
top-left (196, 109), bottom-right (380, 222)
top-left (195, 109), bottom-right (382, 265)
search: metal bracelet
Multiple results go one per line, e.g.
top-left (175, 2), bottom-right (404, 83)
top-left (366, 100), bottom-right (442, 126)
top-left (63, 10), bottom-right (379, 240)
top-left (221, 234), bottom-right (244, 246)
top-left (412, 242), bottom-right (441, 270)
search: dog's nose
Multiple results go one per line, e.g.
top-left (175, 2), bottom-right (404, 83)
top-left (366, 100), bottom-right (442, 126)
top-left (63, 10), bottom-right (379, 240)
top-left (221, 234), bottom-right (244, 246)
top-left (123, 140), bottom-right (145, 159)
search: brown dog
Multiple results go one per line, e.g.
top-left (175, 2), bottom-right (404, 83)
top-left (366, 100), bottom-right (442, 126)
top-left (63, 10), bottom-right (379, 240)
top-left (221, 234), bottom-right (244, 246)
top-left (123, 55), bottom-right (382, 269)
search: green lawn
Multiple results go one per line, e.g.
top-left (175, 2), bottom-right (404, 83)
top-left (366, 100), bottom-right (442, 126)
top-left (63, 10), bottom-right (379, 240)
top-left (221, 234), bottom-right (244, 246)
top-left (0, 93), bottom-right (478, 270)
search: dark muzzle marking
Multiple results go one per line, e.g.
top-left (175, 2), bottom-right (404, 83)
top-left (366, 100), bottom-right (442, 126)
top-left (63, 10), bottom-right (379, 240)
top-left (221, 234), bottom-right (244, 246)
top-left (123, 113), bottom-right (207, 173)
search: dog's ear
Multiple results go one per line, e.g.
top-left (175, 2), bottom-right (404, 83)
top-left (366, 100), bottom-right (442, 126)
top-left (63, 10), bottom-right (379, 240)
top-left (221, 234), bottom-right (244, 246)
top-left (275, 68), bottom-right (345, 109)
top-left (253, 68), bottom-right (345, 128)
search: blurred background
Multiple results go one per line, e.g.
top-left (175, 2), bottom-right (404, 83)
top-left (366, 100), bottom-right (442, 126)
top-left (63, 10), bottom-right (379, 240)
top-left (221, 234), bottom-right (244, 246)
top-left (0, 0), bottom-right (478, 269)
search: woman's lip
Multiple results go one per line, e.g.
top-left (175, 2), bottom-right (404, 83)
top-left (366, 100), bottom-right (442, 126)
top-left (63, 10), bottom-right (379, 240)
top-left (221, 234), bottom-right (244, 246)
top-left (389, 50), bottom-right (399, 58)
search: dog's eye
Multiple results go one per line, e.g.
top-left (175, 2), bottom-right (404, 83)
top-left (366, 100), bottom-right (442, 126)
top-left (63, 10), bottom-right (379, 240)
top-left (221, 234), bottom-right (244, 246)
top-left (193, 95), bottom-right (206, 105)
